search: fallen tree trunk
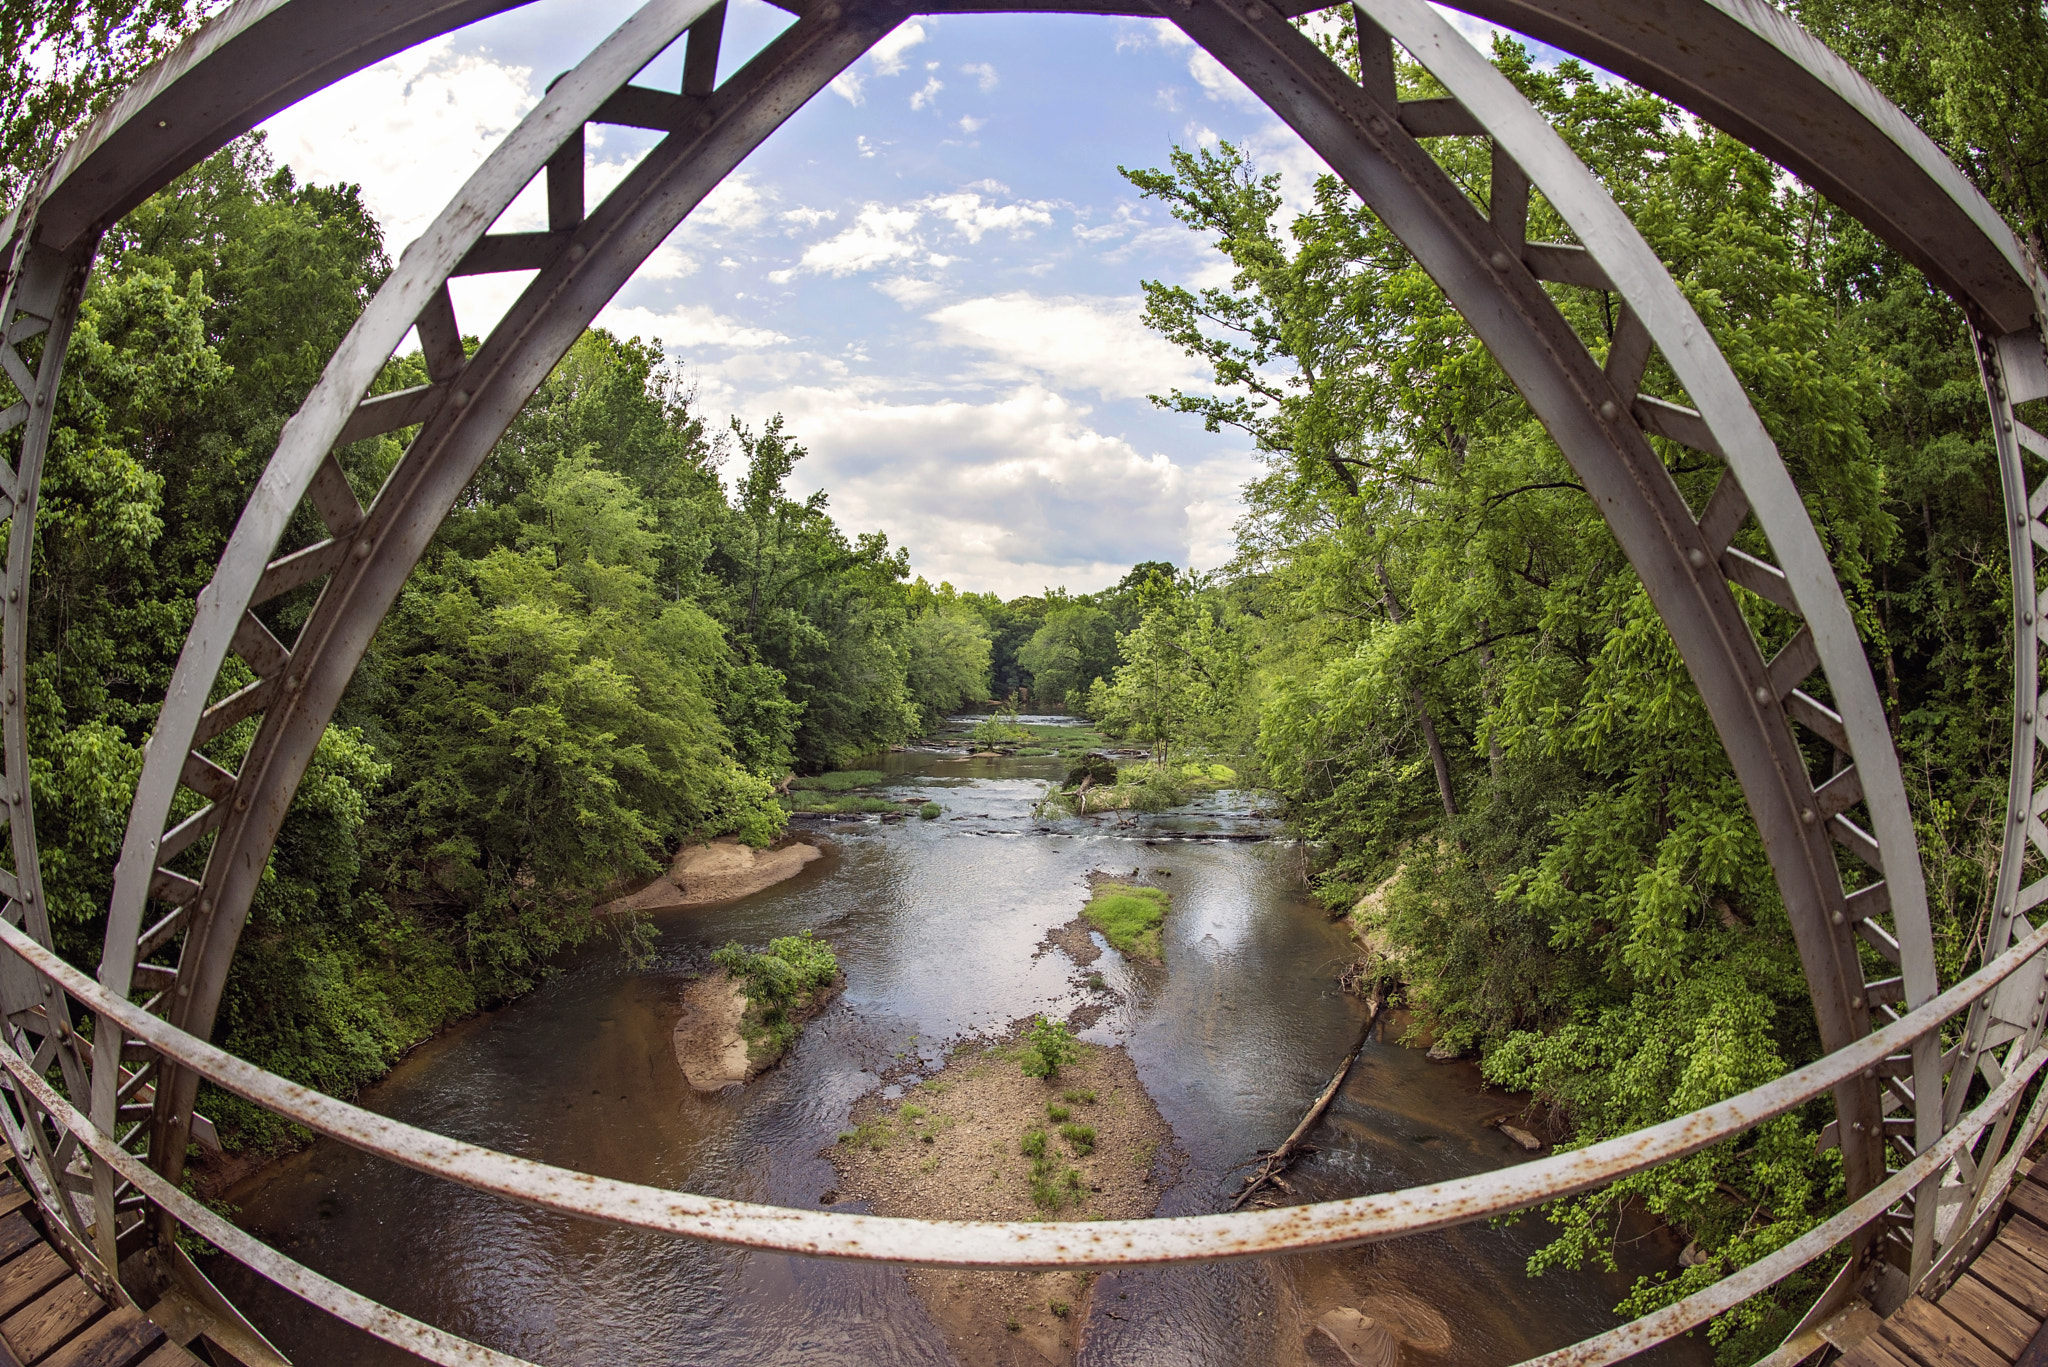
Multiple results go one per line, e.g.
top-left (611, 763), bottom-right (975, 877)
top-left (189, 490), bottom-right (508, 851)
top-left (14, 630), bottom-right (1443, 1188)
top-left (1231, 986), bottom-right (1382, 1209)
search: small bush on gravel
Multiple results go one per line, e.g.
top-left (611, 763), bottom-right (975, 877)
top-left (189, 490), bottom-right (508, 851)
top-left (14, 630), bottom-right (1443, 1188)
top-left (1018, 1017), bottom-right (1080, 1079)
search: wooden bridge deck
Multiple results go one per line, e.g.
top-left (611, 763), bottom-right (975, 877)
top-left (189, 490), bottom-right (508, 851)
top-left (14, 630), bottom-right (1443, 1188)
top-left (1840, 1165), bottom-right (2048, 1367)
top-left (0, 1151), bottom-right (203, 1367)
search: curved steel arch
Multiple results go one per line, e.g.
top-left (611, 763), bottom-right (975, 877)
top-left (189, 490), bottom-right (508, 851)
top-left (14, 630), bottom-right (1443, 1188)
top-left (0, 0), bottom-right (2037, 1333)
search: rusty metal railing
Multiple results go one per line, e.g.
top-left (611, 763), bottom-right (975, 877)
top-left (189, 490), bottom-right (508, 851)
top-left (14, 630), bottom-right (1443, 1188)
top-left (4, 912), bottom-right (2048, 1365)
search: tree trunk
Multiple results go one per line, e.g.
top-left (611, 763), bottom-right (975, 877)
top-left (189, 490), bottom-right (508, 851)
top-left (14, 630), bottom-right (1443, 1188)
top-left (1476, 621), bottom-right (1502, 780)
top-left (1375, 564), bottom-right (1458, 818)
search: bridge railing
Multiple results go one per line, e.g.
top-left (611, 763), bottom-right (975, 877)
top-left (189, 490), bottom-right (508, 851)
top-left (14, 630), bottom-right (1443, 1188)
top-left (0, 914), bottom-right (2044, 1367)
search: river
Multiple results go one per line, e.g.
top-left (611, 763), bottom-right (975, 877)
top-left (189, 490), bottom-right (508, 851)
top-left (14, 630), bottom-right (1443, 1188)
top-left (208, 734), bottom-right (1708, 1367)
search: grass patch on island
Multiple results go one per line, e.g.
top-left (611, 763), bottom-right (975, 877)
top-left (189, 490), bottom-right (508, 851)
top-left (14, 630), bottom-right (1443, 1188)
top-left (788, 770), bottom-right (886, 792)
top-left (1082, 883), bottom-right (1171, 961)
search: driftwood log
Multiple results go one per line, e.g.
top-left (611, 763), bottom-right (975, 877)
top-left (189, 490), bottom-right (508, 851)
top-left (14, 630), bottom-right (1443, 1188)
top-left (1231, 986), bottom-right (1382, 1209)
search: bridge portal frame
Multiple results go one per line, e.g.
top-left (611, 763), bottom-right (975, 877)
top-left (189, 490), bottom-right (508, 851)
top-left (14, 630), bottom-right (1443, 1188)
top-left (0, 0), bottom-right (2043, 1361)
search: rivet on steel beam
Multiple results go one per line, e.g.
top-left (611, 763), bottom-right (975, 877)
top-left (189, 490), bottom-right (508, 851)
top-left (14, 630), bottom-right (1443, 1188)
top-left (1490, 251), bottom-right (1511, 270)
top-left (1832, 910), bottom-right (1845, 925)
top-left (695, 111), bottom-right (714, 132)
top-left (1801, 808), bottom-right (1816, 824)
top-left (1852, 1120), bottom-right (1866, 1132)
top-left (1244, 1), bottom-right (1267, 17)
top-left (1687, 547), bottom-right (1705, 567)
top-left (6, 589), bottom-right (14, 603)
top-left (354, 539), bottom-right (372, 560)
top-left (1754, 685), bottom-right (1770, 704)
top-left (1599, 400), bottom-right (1618, 419)
top-left (452, 389), bottom-right (470, 409)
top-left (155, 120), bottom-right (167, 130)
top-left (233, 794), bottom-right (248, 812)
top-left (1367, 117), bottom-right (1387, 137)
top-left (177, 980), bottom-right (190, 997)
top-left (567, 243), bottom-right (585, 262)
top-left (1852, 995), bottom-right (1864, 1009)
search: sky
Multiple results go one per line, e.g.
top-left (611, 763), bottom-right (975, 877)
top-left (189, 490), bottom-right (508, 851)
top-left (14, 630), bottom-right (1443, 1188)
top-left (257, 0), bottom-right (1520, 597)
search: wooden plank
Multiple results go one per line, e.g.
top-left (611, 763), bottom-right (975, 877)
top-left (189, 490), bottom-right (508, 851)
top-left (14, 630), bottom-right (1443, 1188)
top-left (1943, 1273), bottom-right (2040, 1359)
top-left (3, 1277), bottom-right (104, 1363)
top-left (2004, 1217), bottom-right (2048, 1273)
top-left (1980, 1241), bottom-right (2048, 1317)
top-left (0, 1184), bottom-right (31, 1222)
top-left (2010, 1182), bottom-right (2048, 1229)
top-left (1885, 1295), bottom-right (2007, 1367)
top-left (40, 1307), bottom-right (162, 1367)
top-left (0, 1216), bottom-right (41, 1266)
top-left (133, 1344), bottom-right (202, 1367)
top-left (1842, 1329), bottom-right (1927, 1367)
top-left (0, 1250), bottom-right (69, 1322)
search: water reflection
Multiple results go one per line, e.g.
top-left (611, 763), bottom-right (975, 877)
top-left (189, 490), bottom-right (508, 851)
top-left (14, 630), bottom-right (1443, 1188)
top-left (210, 744), bottom-right (1703, 1367)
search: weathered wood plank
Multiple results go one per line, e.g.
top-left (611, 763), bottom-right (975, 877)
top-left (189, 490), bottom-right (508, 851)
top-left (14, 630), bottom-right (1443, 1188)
top-left (1982, 1241), bottom-right (2048, 1317)
top-left (3, 1277), bottom-right (104, 1363)
top-left (0, 1215), bottom-right (41, 1267)
top-left (2004, 1217), bottom-right (2048, 1274)
top-left (1887, 1296), bottom-right (2007, 1367)
top-left (40, 1306), bottom-right (163, 1367)
top-left (2009, 1182), bottom-right (2048, 1229)
top-left (133, 1343), bottom-right (203, 1367)
top-left (0, 1182), bottom-right (32, 1222)
top-left (1841, 1328), bottom-right (1926, 1367)
top-left (1943, 1273), bottom-right (2039, 1359)
top-left (0, 1250), bottom-right (69, 1322)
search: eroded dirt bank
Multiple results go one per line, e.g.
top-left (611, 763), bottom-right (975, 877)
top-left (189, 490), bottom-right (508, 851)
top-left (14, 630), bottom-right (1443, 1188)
top-left (606, 837), bottom-right (822, 914)
top-left (829, 1037), bottom-right (1173, 1367)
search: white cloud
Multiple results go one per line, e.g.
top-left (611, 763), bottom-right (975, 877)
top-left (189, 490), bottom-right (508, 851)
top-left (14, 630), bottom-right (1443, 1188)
top-left (911, 76), bottom-right (944, 110)
top-left (871, 21), bottom-right (931, 74)
top-left (927, 293), bottom-right (1204, 400)
top-left (780, 206), bottom-right (838, 230)
top-left (796, 203), bottom-right (925, 275)
top-left (829, 72), bottom-right (866, 105)
top-left (779, 192), bottom-right (1056, 280)
top-left (635, 239), bottom-right (696, 280)
top-left (692, 173), bottom-right (771, 230)
top-left (260, 36), bottom-right (535, 253)
top-left (1187, 48), bottom-right (1259, 108)
top-left (597, 302), bottom-right (789, 350)
top-left (876, 277), bottom-right (947, 306)
top-left (958, 115), bottom-right (985, 134)
top-left (856, 135), bottom-right (878, 159)
top-left (924, 192), bottom-right (1053, 242)
top-left (765, 384), bottom-right (1200, 594)
top-left (960, 62), bottom-right (998, 90)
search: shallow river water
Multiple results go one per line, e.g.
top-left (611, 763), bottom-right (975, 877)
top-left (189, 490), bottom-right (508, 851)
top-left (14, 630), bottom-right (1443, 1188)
top-left (210, 738), bottom-right (1709, 1367)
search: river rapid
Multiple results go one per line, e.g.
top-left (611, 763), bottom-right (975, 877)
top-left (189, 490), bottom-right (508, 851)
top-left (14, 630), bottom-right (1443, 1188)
top-left (210, 734), bottom-right (1708, 1367)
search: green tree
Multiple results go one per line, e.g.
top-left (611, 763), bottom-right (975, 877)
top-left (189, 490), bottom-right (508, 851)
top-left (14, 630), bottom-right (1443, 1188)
top-left (1016, 605), bottom-right (1118, 711)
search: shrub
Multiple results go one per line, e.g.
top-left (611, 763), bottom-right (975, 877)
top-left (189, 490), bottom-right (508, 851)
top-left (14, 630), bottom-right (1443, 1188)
top-left (712, 931), bottom-right (838, 1063)
top-left (1047, 1103), bottom-right (1070, 1122)
top-left (1059, 1123), bottom-right (1097, 1157)
top-left (918, 801), bottom-right (941, 819)
top-left (1018, 1017), bottom-right (1080, 1079)
top-left (1062, 1088), bottom-right (1097, 1105)
top-left (1019, 1128), bottom-right (1048, 1159)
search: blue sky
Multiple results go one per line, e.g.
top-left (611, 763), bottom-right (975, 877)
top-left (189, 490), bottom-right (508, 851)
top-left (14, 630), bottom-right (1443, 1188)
top-left (259, 0), bottom-right (1515, 596)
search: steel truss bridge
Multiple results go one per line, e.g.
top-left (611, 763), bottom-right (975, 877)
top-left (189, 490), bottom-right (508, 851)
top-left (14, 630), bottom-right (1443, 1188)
top-left (0, 0), bottom-right (2045, 1362)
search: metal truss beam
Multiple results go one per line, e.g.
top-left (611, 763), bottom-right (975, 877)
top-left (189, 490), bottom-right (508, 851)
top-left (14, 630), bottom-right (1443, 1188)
top-left (0, 0), bottom-right (2038, 1352)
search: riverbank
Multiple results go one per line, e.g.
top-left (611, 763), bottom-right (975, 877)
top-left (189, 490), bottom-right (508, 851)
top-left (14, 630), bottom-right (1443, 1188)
top-left (828, 1034), bottom-right (1173, 1366)
top-left (605, 837), bottom-right (822, 913)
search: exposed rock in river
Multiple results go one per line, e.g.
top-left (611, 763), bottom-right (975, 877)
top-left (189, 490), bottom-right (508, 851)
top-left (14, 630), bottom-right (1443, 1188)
top-left (607, 837), bottom-right (821, 914)
top-left (673, 973), bottom-right (753, 1090)
top-left (672, 968), bottom-right (839, 1090)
